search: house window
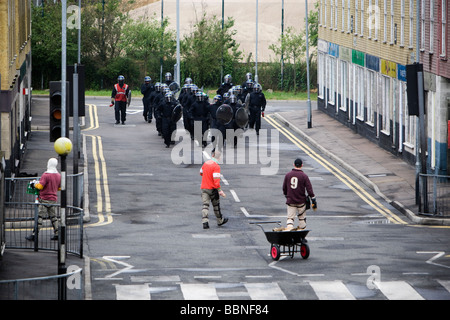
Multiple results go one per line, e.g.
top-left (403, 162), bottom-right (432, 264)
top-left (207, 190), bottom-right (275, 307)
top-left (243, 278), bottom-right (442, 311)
top-left (318, 53), bottom-right (326, 98)
top-left (421, 0), bottom-right (425, 50)
top-left (382, 76), bottom-right (391, 134)
top-left (441, 0), bottom-right (447, 57)
top-left (409, 0), bottom-right (414, 48)
top-left (356, 66), bottom-right (365, 120)
top-left (430, 0), bottom-right (435, 53)
top-left (384, 0), bottom-right (388, 43)
top-left (340, 60), bottom-right (348, 111)
top-left (390, 0), bottom-right (395, 44)
top-left (402, 82), bottom-right (416, 148)
top-left (401, 0), bottom-right (405, 46)
top-left (366, 70), bottom-right (376, 124)
top-left (361, 0), bottom-right (365, 36)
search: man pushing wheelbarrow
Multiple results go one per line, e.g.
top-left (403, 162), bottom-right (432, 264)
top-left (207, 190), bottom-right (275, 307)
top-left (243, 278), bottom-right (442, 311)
top-left (274, 158), bottom-right (317, 232)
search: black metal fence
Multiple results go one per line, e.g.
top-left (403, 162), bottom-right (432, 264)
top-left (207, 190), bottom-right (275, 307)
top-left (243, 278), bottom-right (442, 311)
top-left (4, 176), bottom-right (84, 256)
top-left (418, 173), bottom-right (450, 217)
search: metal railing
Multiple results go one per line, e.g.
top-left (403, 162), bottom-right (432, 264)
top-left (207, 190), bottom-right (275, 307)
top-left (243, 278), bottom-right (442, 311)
top-left (418, 173), bottom-right (450, 217)
top-left (0, 267), bottom-right (83, 300)
top-left (4, 176), bottom-right (84, 256)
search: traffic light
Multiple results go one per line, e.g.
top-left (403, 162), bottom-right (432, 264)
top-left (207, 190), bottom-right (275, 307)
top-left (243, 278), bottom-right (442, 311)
top-left (49, 81), bottom-right (69, 142)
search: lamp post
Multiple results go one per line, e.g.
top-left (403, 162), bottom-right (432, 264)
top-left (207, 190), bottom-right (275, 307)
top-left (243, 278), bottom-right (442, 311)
top-left (305, 0), bottom-right (312, 128)
top-left (54, 137), bottom-right (72, 300)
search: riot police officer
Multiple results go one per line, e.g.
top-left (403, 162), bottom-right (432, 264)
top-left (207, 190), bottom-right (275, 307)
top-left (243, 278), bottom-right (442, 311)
top-left (191, 90), bottom-right (210, 147)
top-left (217, 74), bottom-right (233, 96)
top-left (161, 92), bottom-right (178, 148)
top-left (248, 83), bottom-right (266, 135)
top-left (141, 76), bottom-right (154, 123)
top-left (153, 82), bottom-right (164, 136)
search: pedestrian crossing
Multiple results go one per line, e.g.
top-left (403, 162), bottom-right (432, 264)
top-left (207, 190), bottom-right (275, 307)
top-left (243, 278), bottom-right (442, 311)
top-left (111, 279), bottom-right (450, 300)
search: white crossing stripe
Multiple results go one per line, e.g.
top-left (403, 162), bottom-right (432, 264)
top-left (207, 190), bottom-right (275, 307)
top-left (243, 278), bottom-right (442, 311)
top-left (180, 283), bottom-right (219, 300)
top-left (244, 282), bottom-right (287, 300)
top-left (437, 280), bottom-right (450, 293)
top-left (115, 284), bottom-right (150, 300)
top-left (308, 281), bottom-right (356, 300)
top-left (376, 281), bottom-right (424, 300)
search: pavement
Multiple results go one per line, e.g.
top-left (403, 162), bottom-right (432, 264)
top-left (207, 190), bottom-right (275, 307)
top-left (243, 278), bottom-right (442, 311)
top-left (0, 96), bottom-right (448, 292)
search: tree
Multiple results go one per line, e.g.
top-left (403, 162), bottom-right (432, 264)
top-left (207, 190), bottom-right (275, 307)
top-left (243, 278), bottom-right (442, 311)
top-left (120, 15), bottom-right (176, 80)
top-left (181, 12), bottom-right (242, 87)
top-left (81, 0), bottom-right (132, 88)
top-left (269, 27), bottom-right (304, 92)
top-left (31, 2), bottom-right (79, 89)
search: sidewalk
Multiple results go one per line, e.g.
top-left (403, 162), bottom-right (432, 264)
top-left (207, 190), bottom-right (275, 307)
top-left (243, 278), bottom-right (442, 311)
top-left (0, 96), bottom-right (86, 284)
top-left (272, 108), bottom-right (450, 226)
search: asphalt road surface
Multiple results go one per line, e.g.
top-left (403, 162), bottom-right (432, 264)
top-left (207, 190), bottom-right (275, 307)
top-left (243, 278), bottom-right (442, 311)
top-left (81, 97), bottom-right (450, 302)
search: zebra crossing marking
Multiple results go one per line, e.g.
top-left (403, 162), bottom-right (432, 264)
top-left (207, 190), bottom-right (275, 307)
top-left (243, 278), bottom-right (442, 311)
top-left (112, 279), bottom-right (450, 300)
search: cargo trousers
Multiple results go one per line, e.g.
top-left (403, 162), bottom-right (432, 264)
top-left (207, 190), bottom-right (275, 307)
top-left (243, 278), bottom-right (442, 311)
top-left (201, 189), bottom-right (226, 225)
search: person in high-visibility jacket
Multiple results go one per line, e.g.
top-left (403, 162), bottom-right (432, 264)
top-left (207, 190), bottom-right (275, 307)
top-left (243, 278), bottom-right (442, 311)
top-left (199, 150), bottom-right (228, 229)
top-left (111, 75), bottom-right (130, 125)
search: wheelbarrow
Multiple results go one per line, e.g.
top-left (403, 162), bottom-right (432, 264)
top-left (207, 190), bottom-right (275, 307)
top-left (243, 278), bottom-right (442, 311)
top-left (252, 221), bottom-right (310, 261)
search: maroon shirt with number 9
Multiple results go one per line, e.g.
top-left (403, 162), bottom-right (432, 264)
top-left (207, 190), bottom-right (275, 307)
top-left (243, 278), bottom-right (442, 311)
top-left (282, 168), bottom-right (315, 205)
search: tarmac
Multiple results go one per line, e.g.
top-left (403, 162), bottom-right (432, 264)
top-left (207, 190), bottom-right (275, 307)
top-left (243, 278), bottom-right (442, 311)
top-left (0, 96), bottom-right (449, 292)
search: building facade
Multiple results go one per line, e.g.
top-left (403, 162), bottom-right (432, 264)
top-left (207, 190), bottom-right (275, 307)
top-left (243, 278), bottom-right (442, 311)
top-left (0, 0), bottom-right (32, 176)
top-left (317, 0), bottom-right (450, 174)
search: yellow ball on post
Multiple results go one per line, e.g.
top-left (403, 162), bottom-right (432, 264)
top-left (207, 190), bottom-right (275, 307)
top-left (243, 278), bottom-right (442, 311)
top-left (54, 137), bottom-right (73, 156)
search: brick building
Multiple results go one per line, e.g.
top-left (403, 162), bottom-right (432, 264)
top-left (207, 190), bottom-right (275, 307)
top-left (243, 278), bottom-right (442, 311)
top-left (317, 0), bottom-right (450, 174)
top-left (0, 0), bottom-right (32, 176)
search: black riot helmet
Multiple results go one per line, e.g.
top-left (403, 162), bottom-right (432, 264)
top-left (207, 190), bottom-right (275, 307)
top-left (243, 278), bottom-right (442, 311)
top-left (224, 74), bottom-right (232, 84)
top-left (253, 83), bottom-right (262, 93)
top-left (195, 91), bottom-right (203, 101)
top-left (165, 91), bottom-right (173, 102)
top-left (165, 72), bottom-right (173, 82)
top-left (229, 94), bottom-right (237, 104)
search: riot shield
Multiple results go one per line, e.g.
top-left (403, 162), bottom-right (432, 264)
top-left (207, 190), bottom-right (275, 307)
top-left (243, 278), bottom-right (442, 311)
top-left (172, 104), bottom-right (183, 122)
top-left (127, 90), bottom-right (132, 107)
top-left (169, 81), bottom-right (180, 93)
top-left (235, 107), bottom-right (249, 128)
top-left (216, 104), bottom-right (233, 125)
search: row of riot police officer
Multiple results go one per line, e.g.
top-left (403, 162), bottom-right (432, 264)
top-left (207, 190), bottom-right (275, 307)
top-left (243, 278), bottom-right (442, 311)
top-left (140, 72), bottom-right (266, 148)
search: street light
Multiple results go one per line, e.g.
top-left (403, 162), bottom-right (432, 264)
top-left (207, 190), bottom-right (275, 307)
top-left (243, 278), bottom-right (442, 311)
top-left (305, 0), bottom-right (312, 128)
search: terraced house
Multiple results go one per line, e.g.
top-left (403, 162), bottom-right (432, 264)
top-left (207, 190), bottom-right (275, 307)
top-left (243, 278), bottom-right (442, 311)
top-left (317, 0), bottom-right (450, 175)
top-left (0, 0), bottom-right (32, 176)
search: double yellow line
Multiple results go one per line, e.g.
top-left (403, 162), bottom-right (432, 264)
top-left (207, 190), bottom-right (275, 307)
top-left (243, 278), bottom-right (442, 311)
top-left (83, 104), bottom-right (113, 227)
top-left (265, 114), bottom-right (408, 225)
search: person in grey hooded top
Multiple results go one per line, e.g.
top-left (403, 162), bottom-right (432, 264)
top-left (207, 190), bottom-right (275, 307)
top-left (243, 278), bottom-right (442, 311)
top-left (26, 158), bottom-right (61, 241)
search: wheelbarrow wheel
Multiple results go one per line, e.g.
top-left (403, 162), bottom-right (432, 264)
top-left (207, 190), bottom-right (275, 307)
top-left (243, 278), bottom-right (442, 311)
top-left (271, 244), bottom-right (280, 261)
top-left (300, 243), bottom-right (310, 259)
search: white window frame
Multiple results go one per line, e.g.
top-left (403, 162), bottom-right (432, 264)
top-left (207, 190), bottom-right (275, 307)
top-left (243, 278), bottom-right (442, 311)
top-left (335, 0), bottom-right (339, 30)
top-left (381, 75), bottom-right (391, 135)
top-left (340, 60), bottom-right (348, 112)
top-left (430, 0), bottom-right (435, 53)
top-left (356, 66), bottom-right (365, 121)
top-left (347, 0), bottom-right (351, 33)
top-left (421, 0), bottom-right (425, 51)
top-left (409, 0), bottom-right (414, 48)
top-left (384, 0), bottom-right (388, 43)
top-left (361, 0), bottom-right (365, 37)
top-left (401, 0), bottom-right (405, 46)
top-left (390, 0), bottom-right (395, 44)
top-left (366, 70), bottom-right (376, 125)
top-left (441, 0), bottom-right (447, 57)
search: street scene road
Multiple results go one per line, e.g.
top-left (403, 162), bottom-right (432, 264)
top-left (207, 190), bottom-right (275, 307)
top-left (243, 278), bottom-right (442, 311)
top-left (82, 97), bottom-right (450, 301)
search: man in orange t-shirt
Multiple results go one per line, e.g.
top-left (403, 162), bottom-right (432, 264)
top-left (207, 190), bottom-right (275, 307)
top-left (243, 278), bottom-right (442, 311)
top-left (200, 150), bottom-right (228, 229)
